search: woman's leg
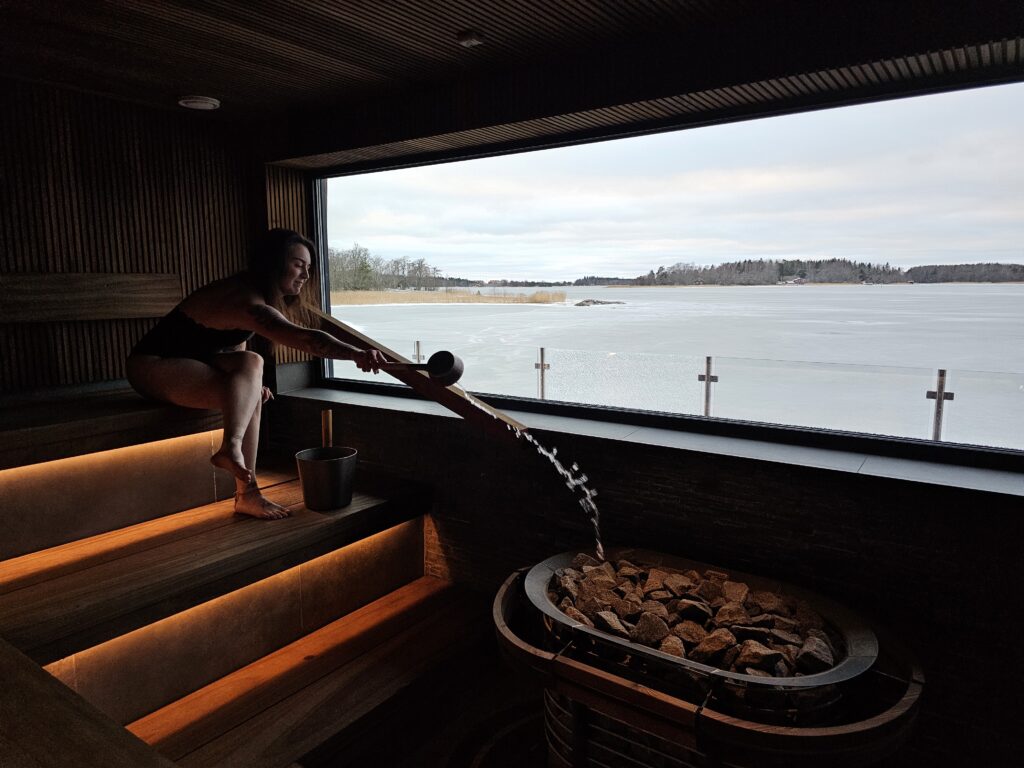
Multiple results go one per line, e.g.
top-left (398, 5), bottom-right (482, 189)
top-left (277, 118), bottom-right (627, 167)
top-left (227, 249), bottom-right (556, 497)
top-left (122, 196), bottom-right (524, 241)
top-left (204, 351), bottom-right (264, 485)
top-left (217, 371), bottom-right (290, 520)
top-left (127, 353), bottom-right (289, 519)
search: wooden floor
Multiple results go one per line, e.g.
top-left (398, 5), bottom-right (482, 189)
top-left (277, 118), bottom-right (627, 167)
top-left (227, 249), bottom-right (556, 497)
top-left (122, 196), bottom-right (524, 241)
top-left (300, 631), bottom-right (547, 768)
top-left (0, 477), bottom-right (419, 664)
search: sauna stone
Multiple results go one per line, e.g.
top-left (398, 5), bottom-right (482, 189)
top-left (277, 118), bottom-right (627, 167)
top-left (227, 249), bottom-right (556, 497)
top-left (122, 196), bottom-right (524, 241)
top-left (642, 569), bottom-right (668, 593)
top-left (640, 600), bottom-right (669, 619)
top-left (735, 640), bottom-right (783, 670)
top-left (572, 553), bottom-right (601, 569)
top-left (659, 635), bottom-right (686, 658)
top-left (612, 598), bottom-right (642, 620)
top-left (797, 636), bottom-right (834, 673)
top-left (661, 573), bottom-right (693, 595)
top-left (565, 605), bottom-right (594, 627)
top-left (672, 620), bottom-right (707, 646)
top-left (722, 580), bottom-right (750, 603)
top-left (548, 554), bottom-right (844, 679)
top-left (730, 625), bottom-right (774, 643)
top-left (595, 611), bottom-right (630, 638)
top-left (675, 599), bottom-right (713, 622)
top-left (713, 601), bottom-right (750, 626)
top-left (631, 612), bottom-right (670, 645)
top-left (690, 628), bottom-right (737, 663)
top-left (747, 590), bottom-right (789, 616)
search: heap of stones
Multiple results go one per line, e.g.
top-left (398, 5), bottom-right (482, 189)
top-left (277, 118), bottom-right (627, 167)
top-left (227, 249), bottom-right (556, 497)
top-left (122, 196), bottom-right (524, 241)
top-left (548, 553), bottom-right (839, 678)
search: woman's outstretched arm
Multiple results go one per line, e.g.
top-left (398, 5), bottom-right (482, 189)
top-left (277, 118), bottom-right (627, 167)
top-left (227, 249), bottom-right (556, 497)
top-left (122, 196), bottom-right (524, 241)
top-left (244, 304), bottom-right (383, 371)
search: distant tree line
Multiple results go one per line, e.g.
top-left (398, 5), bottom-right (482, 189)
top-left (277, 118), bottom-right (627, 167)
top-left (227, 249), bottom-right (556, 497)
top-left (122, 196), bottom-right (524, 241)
top-left (634, 259), bottom-right (1024, 285)
top-left (904, 262), bottom-right (1024, 283)
top-left (327, 244), bottom-right (474, 290)
top-left (573, 275), bottom-right (636, 286)
top-left (328, 245), bottom-right (1023, 289)
top-left (484, 279), bottom-right (571, 287)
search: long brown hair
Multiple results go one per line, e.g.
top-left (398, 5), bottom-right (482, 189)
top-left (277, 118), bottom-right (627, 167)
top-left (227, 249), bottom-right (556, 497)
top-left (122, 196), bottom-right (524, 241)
top-left (249, 228), bottom-right (317, 311)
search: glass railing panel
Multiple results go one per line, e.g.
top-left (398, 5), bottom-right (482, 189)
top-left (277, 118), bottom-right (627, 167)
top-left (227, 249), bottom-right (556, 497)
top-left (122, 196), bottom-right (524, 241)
top-left (543, 347), bottom-right (704, 415)
top-left (941, 369), bottom-right (1024, 450)
top-left (329, 336), bottom-right (537, 399)
top-left (417, 338), bottom-right (537, 400)
top-left (710, 357), bottom-right (940, 440)
top-left (326, 334), bottom-right (1023, 452)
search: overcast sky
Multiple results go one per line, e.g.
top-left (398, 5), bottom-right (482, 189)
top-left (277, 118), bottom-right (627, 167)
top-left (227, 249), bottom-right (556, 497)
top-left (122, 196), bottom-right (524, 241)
top-left (326, 82), bottom-right (1024, 282)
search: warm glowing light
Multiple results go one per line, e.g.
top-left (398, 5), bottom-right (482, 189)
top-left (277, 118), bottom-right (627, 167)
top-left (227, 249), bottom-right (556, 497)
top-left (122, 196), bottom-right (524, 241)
top-left (0, 430), bottom-right (223, 482)
top-left (0, 430), bottom-right (224, 571)
top-left (43, 519), bottom-right (423, 726)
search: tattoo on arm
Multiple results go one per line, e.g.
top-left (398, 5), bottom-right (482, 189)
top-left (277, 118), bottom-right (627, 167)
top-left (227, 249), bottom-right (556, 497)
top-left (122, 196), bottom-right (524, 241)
top-left (309, 333), bottom-right (338, 358)
top-left (245, 305), bottom-right (359, 359)
top-left (247, 305), bottom-right (284, 332)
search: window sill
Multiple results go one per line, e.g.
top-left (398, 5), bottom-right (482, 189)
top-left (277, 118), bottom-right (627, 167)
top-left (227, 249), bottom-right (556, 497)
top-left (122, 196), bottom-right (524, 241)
top-left (280, 387), bottom-right (1024, 499)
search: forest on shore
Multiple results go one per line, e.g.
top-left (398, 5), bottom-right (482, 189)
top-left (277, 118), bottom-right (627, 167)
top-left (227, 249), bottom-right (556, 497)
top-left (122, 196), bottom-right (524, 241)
top-left (633, 259), bottom-right (1024, 285)
top-left (329, 244), bottom-right (1023, 289)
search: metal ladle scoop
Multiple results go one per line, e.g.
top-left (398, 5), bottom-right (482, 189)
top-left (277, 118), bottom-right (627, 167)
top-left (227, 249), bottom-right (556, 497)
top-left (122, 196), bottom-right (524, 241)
top-left (385, 350), bottom-right (465, 386)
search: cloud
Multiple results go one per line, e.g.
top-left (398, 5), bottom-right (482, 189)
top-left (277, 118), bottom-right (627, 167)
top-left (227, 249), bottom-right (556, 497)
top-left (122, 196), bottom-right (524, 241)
top-left (327, 83), bottom-right (1024, 280)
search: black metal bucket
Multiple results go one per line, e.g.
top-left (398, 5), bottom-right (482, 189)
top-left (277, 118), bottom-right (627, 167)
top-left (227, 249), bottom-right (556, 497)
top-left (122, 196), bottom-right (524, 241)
top-left (295, 446), bottom-right (357, 511)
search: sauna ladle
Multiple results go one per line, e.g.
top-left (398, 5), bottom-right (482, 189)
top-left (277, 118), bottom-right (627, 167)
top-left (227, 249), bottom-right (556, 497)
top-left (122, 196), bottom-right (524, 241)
top-left (385, 350), bottom-right (465, 386)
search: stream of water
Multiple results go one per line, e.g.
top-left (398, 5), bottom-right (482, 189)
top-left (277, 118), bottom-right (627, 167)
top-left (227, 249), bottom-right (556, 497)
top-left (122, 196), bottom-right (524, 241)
top-left (455, 384), bottom-right (605, 560)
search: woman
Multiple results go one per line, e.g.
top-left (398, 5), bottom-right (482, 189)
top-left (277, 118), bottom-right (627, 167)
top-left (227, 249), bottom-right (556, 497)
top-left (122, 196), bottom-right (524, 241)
top-left (128, 229), bottom-right (385, 519)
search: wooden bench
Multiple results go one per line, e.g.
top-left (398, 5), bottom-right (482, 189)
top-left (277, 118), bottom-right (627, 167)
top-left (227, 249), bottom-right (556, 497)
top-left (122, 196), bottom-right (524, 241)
top-left (0, 271), bottom-right (211, 471)
top-left (0, 479), bottom-right (422, 664)
top-left (0, 267), bottom-right (211, 463)
top-left (0, 381), bottom-right (221, 471)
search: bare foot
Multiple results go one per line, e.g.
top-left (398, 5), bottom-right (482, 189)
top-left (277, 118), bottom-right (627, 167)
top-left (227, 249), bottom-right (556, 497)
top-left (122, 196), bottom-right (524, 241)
top-left (234, 489), bottom-right (291, 520)
top-left (211, 444), bottom-right (253, 485)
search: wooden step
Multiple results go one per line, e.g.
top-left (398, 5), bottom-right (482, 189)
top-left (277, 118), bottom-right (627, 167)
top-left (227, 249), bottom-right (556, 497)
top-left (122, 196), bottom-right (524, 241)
top-left (127, 576), bottom-right (485, 768)
top-left (0, 637), bottom-right (175, 768)
top-left (0, 480), bottom-right (422, 664)
top-left (0, 474), bottom-right (296, 596)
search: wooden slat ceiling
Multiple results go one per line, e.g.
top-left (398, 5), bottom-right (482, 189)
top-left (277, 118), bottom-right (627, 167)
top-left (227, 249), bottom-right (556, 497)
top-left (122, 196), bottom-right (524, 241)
top-left (1, 0), bottom-right (744, 116)
top-left (283, 38), bottom-right (1024, 172)
top-left (2, 0), bottom-right (1023, 169)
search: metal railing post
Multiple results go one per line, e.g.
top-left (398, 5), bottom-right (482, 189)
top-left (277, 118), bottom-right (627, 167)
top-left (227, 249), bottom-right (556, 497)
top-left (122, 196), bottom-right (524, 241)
top-left (535, 347), bottom-right (550, 399)
top-left (697, 356), bottom-right (718, 417)
top-left (413, 340), bottom-right (423, 363)
top-left (926, 368), bottom-right (955, 441)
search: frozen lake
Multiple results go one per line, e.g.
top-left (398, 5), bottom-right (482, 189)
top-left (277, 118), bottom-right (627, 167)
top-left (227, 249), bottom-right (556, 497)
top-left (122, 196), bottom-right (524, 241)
top-left (329, 284), bottom-right (1024, 450)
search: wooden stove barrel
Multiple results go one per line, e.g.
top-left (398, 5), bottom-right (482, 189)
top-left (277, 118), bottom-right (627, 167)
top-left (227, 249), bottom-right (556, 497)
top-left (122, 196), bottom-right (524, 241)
top-left (494, 568), bottom-right (924, 767)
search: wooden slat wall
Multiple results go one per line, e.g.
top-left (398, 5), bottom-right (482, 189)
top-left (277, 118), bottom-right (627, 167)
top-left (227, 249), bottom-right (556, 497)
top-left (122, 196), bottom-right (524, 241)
top-left (265, 166), bottom-right (317, 365)
top-left (0, 80), bottom-right (255, 393)
top-left (0, 274), bottom-right (182, 322)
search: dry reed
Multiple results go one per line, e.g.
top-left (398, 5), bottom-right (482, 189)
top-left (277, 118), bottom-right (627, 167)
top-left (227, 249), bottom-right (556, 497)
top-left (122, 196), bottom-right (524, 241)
top-left (330, 289), bottom-right (566, 305)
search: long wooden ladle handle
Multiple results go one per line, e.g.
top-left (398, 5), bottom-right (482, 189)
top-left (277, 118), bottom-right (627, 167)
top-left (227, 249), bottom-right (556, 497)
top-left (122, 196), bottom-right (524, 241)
top-left (311, 307), bottom-right (529, 442)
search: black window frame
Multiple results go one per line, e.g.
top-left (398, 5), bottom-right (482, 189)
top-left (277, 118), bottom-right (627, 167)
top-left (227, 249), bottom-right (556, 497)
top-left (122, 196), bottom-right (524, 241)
top-left (307, 135), bottom-right (1024, 475)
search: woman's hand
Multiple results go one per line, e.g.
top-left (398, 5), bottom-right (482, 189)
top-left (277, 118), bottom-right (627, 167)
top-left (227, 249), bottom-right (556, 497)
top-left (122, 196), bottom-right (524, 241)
top-left (261, 386), bottom-right (274, 404)
top-left (354, 348), bottom-right (386, 373)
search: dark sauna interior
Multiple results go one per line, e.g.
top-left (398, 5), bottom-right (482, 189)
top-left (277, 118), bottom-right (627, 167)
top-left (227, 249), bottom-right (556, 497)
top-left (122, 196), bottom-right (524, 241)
top-left (1, 2), bottom-right (1022, 767)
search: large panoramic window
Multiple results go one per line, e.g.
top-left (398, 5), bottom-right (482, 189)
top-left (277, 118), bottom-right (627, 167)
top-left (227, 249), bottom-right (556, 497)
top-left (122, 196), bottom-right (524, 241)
top-left (321, 83), bottom-right (1024, 452)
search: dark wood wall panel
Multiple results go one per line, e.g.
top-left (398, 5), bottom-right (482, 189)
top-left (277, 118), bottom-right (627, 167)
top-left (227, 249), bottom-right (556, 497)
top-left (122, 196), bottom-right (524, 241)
top-left (0, 79), bottom-right (256, 394)
top-left (265, 165), bottom-right (317, 365)
top-left (269, 397), bottom-right (1024, 768)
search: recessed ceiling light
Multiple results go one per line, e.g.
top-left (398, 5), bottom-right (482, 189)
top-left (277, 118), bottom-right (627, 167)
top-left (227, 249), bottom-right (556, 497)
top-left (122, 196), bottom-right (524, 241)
top-left (177, 95), bottom-right (221, 110)
top-left (456, 29), bottom-right (484, 48)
